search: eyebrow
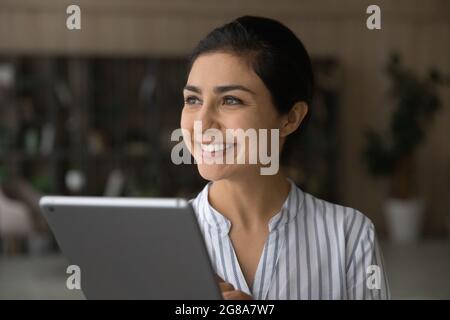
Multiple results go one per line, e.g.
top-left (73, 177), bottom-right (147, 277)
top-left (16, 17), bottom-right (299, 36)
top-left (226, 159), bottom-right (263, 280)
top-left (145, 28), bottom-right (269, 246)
top-left (183, 84), bottom-right (256, 96)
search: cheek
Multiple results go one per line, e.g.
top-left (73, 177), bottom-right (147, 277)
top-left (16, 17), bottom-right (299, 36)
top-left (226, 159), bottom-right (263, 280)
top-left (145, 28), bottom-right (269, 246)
top-left (233, 109), bottom-right (281, 156)
top-left (241, 102), bottom-right (280, 130)
top-left (180, 110), bottom-right (195, 152)
top-left (222, 111), bottom-right (260, 130)
top-left (180, 110), bottom-right (192, 130)
top-left (232, 113), bottom-right (278, 131)
top-left (258, 106), bottom-right (282, 129)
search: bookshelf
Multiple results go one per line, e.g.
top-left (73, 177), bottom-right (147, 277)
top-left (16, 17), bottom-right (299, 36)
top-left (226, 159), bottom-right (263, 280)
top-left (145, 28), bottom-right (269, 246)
top-left (0, 56), bottom-right (340, 254)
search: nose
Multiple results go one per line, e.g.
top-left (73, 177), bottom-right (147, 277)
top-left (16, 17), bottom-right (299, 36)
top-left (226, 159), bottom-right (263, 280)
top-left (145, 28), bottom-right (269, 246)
top-left (196, 101), bottom-right (220, 132)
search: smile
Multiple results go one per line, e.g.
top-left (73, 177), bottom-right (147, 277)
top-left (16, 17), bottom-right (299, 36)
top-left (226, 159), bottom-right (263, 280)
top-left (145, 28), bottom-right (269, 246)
top-left (200, 143), bottom-right (235, 153)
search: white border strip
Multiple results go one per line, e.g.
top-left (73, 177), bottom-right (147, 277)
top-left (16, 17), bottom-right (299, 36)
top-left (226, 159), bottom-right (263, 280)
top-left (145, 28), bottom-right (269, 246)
top-left (39, 196), bottom-right (188, 208)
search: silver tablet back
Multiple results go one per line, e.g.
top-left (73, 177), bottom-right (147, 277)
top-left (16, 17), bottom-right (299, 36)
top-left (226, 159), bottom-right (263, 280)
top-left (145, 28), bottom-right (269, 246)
top-left (39, 196), bottom-right (222, 300)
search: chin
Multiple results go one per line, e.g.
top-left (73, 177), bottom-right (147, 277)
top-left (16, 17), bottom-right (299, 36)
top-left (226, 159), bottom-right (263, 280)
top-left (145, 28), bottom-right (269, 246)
top-left (197, 163), bottom-right (230, 182)
top-left (196, 162), bottom-right (257, 182)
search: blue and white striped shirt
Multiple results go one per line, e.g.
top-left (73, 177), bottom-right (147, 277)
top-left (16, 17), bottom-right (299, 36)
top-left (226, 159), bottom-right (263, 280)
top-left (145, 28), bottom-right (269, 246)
top-left (190, 179), bottom-right (390, 300)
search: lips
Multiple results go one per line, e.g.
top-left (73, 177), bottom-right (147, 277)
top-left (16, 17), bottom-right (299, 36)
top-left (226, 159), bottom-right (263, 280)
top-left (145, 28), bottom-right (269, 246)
top-left (193, 141), bottom-right (237, 161)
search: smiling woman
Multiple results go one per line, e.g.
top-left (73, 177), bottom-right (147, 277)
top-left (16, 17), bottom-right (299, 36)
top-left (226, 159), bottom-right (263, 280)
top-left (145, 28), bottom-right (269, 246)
top-left (180, 16), bottom-right (390, 300)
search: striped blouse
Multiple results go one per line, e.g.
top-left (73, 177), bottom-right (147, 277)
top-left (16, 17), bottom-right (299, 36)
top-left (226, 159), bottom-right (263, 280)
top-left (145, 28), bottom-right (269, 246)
top-left (190, 179), bottom-right (390, 300)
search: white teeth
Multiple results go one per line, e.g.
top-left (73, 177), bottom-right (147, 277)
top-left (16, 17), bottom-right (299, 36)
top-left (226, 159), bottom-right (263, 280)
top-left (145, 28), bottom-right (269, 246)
top-left (200, 143), bottom-right (233, 153)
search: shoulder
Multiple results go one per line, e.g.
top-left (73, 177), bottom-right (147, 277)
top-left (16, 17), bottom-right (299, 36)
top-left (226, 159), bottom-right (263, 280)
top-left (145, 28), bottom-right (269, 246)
top-left (301, 190), bottom-right (375, 238)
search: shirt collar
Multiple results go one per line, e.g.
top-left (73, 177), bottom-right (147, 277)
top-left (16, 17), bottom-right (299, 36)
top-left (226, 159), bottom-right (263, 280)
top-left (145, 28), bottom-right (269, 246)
top-left (201, 178), bottom-right (303, 234)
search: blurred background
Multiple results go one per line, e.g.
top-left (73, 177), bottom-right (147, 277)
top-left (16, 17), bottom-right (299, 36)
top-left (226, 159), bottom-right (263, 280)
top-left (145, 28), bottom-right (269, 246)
top-left (0, 0), bottom-right (449, 299)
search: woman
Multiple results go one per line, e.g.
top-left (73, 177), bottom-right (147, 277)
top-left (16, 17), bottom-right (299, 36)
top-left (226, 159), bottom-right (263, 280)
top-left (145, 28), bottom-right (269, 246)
top-left (181, 16), bottom-right (390, 300)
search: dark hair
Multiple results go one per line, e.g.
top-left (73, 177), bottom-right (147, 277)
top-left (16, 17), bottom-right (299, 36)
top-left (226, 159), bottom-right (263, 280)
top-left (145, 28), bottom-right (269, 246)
top-left (187, 15), bottom-right (315, 161)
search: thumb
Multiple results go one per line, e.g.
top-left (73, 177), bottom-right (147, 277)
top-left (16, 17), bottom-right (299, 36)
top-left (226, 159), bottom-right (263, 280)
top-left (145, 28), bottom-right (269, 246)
top-left (215, 274), bottom-right (225, 283)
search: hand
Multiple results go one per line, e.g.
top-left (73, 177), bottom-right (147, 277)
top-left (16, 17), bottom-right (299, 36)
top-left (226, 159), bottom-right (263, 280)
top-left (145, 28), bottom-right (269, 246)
top-left (216, 274), bottom-right (253, 300)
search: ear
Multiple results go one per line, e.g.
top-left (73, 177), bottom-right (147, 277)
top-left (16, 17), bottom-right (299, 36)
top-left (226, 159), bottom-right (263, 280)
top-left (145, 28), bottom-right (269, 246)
top-left (279, 101), bottom-right (308, 137)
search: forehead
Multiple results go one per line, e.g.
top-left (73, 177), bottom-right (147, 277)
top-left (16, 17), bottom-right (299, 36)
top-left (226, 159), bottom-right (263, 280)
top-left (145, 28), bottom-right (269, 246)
top-left (187, 52), bottom-right (264, 91)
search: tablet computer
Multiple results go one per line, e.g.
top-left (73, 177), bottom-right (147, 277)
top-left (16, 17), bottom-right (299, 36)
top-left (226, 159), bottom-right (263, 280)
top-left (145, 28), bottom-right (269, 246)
top-left (39, 196), bottom-right (222, 300)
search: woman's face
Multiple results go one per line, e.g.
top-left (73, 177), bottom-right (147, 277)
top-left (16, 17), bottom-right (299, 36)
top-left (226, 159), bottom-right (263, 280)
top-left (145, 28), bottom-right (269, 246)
top-left (180, 52), bottom-right (285, 181)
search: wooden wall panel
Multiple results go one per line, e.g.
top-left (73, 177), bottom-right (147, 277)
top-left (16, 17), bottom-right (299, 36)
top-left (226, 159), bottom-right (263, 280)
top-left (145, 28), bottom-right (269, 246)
top-left (1, 0), bottom-right (449, 234)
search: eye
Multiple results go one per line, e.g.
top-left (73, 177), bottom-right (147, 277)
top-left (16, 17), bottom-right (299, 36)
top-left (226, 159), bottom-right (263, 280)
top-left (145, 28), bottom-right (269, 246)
top-left (222, 96), bottom-right (243, 106)
top-left (184, 95), bottom-right (201, 106)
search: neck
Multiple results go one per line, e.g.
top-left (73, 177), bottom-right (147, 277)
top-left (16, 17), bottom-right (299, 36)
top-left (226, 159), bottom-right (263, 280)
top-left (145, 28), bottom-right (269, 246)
top-left (208, 170), bottom-right (291, 231)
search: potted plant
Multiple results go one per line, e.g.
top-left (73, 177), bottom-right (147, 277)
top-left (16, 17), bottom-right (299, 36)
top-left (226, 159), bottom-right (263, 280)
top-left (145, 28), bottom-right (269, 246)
top-left (362, 53), bottom-right (447, 243)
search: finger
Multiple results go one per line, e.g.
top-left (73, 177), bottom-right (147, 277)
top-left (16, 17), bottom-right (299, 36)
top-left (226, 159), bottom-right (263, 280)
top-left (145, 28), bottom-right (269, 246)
top-left (223, 290), bottom-right (253, 300)
top-left (215, 274), bottom-right (225, 283)
top-left (219, 282), bottom-right (235, 292)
